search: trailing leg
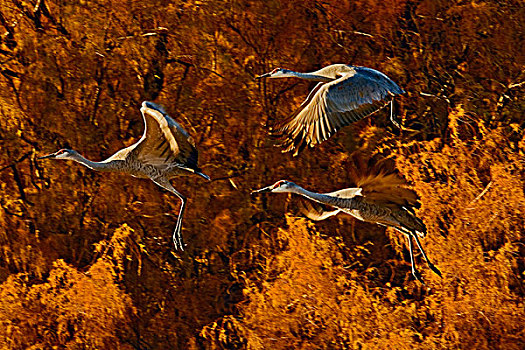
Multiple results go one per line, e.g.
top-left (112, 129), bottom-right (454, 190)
top-left (153, 178), bottom-right (187, 251)
top-left (407, 234), bottom-right (423, 283)
top-left (172, 194), bottom-right (186, 250)
top-left (412, 233), bottom-right (442, 277)
top-left (390, 99), bottom-right (401, 128)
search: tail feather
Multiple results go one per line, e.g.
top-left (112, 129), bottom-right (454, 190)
top-left (395, 209), bottom-right (427, 238)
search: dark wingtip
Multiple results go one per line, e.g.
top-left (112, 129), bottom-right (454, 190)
top-left (197, 172), bottom-right (211, 181)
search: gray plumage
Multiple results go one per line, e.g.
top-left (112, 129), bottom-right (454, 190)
top-left (256, 64), bottom-right (404, 156)
top-left (38, 101), bottom-right (209, 251)
top-left (252, 179), bottom-right (441, 283)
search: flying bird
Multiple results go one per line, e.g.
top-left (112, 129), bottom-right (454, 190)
top-left (38, 101), bottom-right (209, 251)
top-left (251, 170), bottom-right (441, 283)
top-left (256, 64), bottom-right (404, 155)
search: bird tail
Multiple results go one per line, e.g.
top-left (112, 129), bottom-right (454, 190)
top-left (394, 211), bottom-right (427, 238)
top-left (413, 215), bottom-right (427, 238)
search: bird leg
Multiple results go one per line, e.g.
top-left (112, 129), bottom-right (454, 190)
top-left (153, 178), bottom-right (187, 251)
top-left (412, 233), bottom-right (442, 278)
top-left (406, 234), bottom-right (423, 283)
top-left (390, 99), bottom-right (401, 128)
top-left (172, 195), bottom-right (186, 251)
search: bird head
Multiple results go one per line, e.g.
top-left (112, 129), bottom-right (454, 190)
top-left (38, 149), bottom-right (78, 160)
top-left (255, 68), bottom-right (292, 79)
top-left (251, 180), bottom-right (296, 194)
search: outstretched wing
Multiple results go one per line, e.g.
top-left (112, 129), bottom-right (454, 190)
top-left (347, 154), bottom-right (426, 235)
top-left (358, 172), bottom-right (419, 209)
top-left (276, 66), bottom-right (404, 155)
top-left (131, 101), bottom-right (199, 171)
top-left (298, 199), bottom-right (341, 221)
top-left (345, 154), bottom-right (418, 210)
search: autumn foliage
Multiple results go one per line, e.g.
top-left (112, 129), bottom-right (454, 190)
top-left (0, 0), bottom-right (523, 349)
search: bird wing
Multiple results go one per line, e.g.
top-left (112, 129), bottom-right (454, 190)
top-left (358, 174), bottom-right (426, 235)
top-left (298, 187), bottom-right (361, 221)
top-left (276, 67), bottom-right (404, 155)
top-left (343, 153), bottom-right (426, 234)
top-left (298, 199), bottom-right (341, 221)
top-left (323, 187), bottom-right (363, 199)
top-left (131, 102), bottom-right (199, 170)
top-left (357, 172), bottom-right (418, 210)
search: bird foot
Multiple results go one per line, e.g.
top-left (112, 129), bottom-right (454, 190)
top-left (173, 239), bottom-right (185, 251)
top-left (390, 111), bottom-right (402, 129)
top-left (428, 263), bottom-right (442, 278)
top-left (391, 118), bottom-right (401, 129)
top-left (172, 231), bottom-right (185, 251)
top-left (412, 268), bottom-right (425, 284)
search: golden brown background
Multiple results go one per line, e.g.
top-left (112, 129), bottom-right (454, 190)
top-left (0, 0), bottom-right (524, 348)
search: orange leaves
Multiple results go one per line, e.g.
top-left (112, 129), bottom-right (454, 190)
top-left (94, 223), bottom-right (145, 279)
top-left (392, 107), bottom-right (525, 348)
top-left (0, 259), bottom-right (134, 349)
top-left (205, 217), bottom-right (423, 349)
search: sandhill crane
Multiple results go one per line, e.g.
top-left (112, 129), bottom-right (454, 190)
top-left (252, 179), bottom-right (441, 283)
top-left (256, 64), bottom-right (404, 156)
top-left (38, 101), bottom-right (209, 251)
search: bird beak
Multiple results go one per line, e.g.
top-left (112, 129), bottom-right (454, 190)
top-left (251, 185), bottom-right (272, 194)
top-left (38, 152), bottom-right (57, 160)
top-left (255, 72), bottom-right (271, 80)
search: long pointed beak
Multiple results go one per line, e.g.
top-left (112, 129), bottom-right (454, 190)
top-left (255, 72), bottom-right (271, 80)
top-left (38, 153), bottom-right (56, 160)
top-left (251, 185), bottom-right (273, 195)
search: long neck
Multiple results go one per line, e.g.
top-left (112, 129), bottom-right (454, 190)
top-left (289, 186), bottom-right (356, 209)
top-left (70, 153), bottom-right (122, 172)
top-left (289, 71), bottom-right (333, 82)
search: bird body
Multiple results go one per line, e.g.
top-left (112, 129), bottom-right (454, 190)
top-left (39, 101), bottom-right (209, 250)
top-left (257, 64), bottom-right (404, 155)
top-left (332, 195), bottom-right (425, 235)
top-left (252, 180), bottom-right (440, 282)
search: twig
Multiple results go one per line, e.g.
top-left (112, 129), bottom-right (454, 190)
top-left (466, 181), bottom-right (492, 209)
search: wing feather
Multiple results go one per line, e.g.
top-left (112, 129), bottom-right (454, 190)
top-left (340, 153), bottom-right (427, 234)
top-left (345, 154), bottom-right (419, 210)
top-left (131, 102), bottom-right (200, 171)
top-left (298, 199), bottom-right (342, 221)
top-left (322, 187), bottom-right (363, 199)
